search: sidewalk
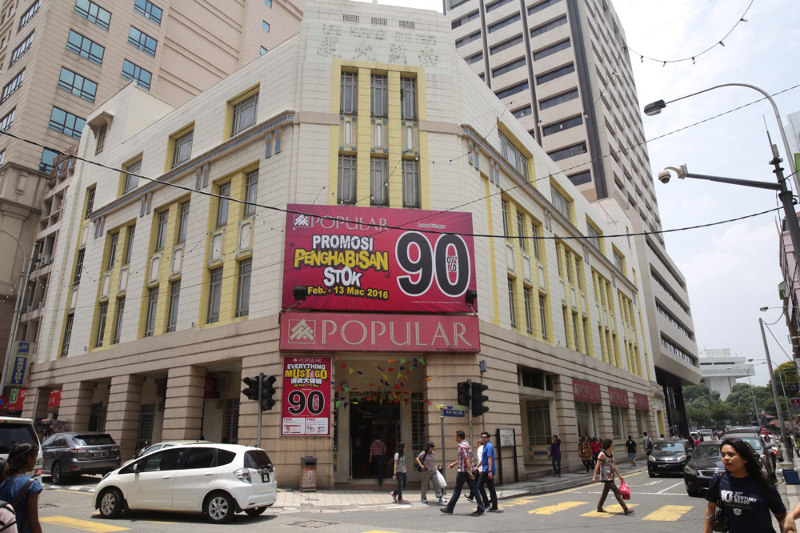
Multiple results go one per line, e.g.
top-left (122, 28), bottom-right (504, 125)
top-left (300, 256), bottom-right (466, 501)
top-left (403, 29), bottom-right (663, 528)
top-left (275, 462), bottom-right (645, 512)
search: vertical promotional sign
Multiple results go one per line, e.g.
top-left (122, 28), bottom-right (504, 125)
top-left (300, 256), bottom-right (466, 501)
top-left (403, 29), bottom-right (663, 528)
top-left (9, 342), bottom-right (31, 388)
top-left (281, 356), bottom-right (332, 436)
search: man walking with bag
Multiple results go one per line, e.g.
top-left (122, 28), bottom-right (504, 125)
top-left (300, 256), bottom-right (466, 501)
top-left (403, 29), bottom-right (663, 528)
top-left (441, 431), bottom-right (485, 515)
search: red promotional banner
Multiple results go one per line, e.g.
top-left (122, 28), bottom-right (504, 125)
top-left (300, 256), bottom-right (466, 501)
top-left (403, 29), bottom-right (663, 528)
top-left (608, 387), bottom-right (629, 408)
top-left (633, 393), bottom-right (649, 411)
top-left (282, 204), bottom-right (477, 313)
top-left (281, 356), bottom-right (332, 436)
top-left (279, 311), bottom-right (481, 353)
top-left (572, 378), bottom-right (601, 404)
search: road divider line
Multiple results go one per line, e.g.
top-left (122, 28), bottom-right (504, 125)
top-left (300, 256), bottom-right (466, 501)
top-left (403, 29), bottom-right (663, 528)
top-left (41, 516), bottom-right (129, 532)
top-left (657, 481), bottom-right (685, 494)
top-left (643, 505), bottom-right (694, 521)
top-left (528, 501), bottom-right (587, 515)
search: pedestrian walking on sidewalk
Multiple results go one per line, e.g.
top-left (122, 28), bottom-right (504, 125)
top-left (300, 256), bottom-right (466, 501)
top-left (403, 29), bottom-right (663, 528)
top-left (625, 435), bottom-right (637, 467)
top-left (440, 431), bottom-right (485, 515)
top-left (476, 432), bottom-right (498, 511)
top-left (465, 436), bottom-right (483, 502)
top-left (369, 437), bottom-right (388, 487)
top-left (592, 438), bottom-right (633, 515)
top-left (579, 437), bottom-right (593, 473)
top-left (643, 432), bottom-right (653, 456)
top-left (589, 437), bottom-right (602, 468)
top-left (416, 442), bottom-right (445, 504)
top-left (704, 438), bottom-right (787, 533)
top-left (549, 435), bottom-right (561, 477)
top-left (391, 443), bottom-right (409, 504)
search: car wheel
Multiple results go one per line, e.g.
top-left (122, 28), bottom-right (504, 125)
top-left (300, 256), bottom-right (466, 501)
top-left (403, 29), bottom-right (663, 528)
top-left (98, 488), bottom-right (124, 518)
top-left (648, 470), bottom-right (655, 478)
top-left (204, 491), bottom-right (235, 523)
top-left (244, 506), bottom-right (267, 517)
top-left (51, 461), bottom-right (66, 485)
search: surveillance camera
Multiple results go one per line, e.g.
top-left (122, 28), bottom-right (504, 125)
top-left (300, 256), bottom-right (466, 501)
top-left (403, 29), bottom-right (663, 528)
top-left (658, 170), bottom-right (671, 184)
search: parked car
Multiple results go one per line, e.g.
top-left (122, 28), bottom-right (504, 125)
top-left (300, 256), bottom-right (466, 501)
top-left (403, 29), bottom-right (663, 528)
top-left (42, 432), bottom-right (121, 484)
top-left (648, 439), bottom-right (693, 477)
top-left (95, 443), bottom-right (276, 523)
top-left (723, 428), bottom-right (774, 478)
top-left (683, 441), bottom-right (724, 496)
top-left (0, 417), bottom-right (43, 482)
top-left (133, 440), bottom-right (212, 459)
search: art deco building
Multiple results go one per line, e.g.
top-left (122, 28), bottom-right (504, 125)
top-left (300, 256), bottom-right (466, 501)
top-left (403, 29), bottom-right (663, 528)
top-left (443, 0), bottom-right (700, 435)
top-left (28, 0), bottom-right (661, 486)
top-left (0, 0), bottom-right (305, 397)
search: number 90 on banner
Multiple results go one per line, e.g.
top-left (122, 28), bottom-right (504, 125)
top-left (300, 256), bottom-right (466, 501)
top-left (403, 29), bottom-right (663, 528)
top-left (395, 232), bottom-right (471, 298)
top-left (286, 390), bottom-right (326, 416)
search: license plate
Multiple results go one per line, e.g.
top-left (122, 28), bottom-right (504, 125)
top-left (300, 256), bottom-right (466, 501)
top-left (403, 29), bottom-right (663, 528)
top-left (658, 464), bottom-right (668, 468)
top-left (261, 472), bottom-right (270, 482)
top-left (91, 452), bottom-right (106, 458)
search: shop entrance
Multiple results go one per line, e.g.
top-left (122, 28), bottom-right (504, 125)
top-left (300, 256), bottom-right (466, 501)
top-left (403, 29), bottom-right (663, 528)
top-left (350, 400), bottom-right (400, 479)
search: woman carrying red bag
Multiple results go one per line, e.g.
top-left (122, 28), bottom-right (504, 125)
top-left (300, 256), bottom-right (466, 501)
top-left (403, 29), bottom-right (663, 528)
top-left (591, 438), bottom-right (633, 515)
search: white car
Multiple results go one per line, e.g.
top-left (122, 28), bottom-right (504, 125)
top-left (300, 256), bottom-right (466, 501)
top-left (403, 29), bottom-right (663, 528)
top-left (0, 417), bottom-right (43, 483)
top-left (95, 443), bottom-right (276, 523)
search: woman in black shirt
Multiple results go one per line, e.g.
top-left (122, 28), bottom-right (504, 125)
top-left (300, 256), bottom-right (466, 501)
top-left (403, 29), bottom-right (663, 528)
top-left (704, 438), bottom-right (787, 533)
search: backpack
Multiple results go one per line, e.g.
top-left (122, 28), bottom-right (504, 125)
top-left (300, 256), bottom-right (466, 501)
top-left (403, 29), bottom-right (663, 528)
top-left (0, 501), bottom-right (15, 533)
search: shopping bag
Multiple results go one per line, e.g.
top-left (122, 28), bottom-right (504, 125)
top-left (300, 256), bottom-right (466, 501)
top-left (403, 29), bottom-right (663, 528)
top-left (435, 469), bottom-right (447, 490)
top-left (619, 481), bottom-right (631, 500)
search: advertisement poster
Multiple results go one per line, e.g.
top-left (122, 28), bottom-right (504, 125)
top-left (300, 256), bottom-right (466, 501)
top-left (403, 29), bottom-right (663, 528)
top-left (281, 356), bottom-right (332, 436)
top-left (282, 204), bottom-right (477, 313)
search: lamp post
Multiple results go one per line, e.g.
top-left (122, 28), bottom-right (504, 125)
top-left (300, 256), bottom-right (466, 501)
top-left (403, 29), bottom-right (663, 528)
top-left (0, 229), bottom-right (33, 394)
top-left (644, 83), bottom-right (797, 188)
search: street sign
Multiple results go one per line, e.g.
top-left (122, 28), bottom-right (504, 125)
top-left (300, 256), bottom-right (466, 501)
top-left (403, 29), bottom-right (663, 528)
top-left (441, 407), bottom-right (465, 417)
top-left (499, 428), bottom-right (514, 447)
top-left (8, 342), bottom-right (31, 388)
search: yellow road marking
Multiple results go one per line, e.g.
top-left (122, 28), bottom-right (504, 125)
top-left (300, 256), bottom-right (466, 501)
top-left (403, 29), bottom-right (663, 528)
top-left (41, 516), bottom-right (129, 532)
top-left (499, 497), bottom-right (536, 509)
top-left (643, 505), bottom-right (693, 521)
top-left (528, 501), bottom-right (587, 515)
top-left (581, 503), bottom-right (639, 517)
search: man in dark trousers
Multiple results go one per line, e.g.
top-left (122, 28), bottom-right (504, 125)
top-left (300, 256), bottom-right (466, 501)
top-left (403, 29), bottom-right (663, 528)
top-left (477, 432), bottom-right (498, 511)
top-left (441, 430), bottom-right (485, 515)
top-left (369, 436), bottom-right (387, 487)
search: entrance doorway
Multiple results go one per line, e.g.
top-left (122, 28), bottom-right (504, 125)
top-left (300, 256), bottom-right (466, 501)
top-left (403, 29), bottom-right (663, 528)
top-left (350, 400), bottom-right (400, 479)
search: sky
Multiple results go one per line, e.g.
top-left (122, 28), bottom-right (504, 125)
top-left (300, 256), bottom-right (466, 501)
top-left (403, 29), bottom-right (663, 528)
top-left (354, 0), bottom-right (800, 387)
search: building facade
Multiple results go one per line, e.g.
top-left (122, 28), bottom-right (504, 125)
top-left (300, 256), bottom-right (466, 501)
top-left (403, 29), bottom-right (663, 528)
top-left (442, 0), bottom-right (701, 436)
top-left (698, 349), bottom-right (754, 401)
top-left (0, 0), bottom-right (305, 394)
top-left (27, 0), bottom-right (661, 487)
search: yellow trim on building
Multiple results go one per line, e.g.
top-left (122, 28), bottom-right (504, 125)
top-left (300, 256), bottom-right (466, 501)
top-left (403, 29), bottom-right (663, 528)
top-left (164, 122), bottom-right (195, 172)
top-left (223, 84), bottom-right (260, 141)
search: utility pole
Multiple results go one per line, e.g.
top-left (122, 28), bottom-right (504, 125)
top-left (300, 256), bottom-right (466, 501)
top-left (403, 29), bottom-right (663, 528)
top-left (760, 317), bottom-right (794, 463)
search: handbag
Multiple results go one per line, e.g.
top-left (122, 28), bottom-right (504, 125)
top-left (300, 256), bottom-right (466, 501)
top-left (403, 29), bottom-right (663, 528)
top-left (415, 451), bottom-right (427, 472)
top-left (619, 481), bottom-right (631, 500)
top-left (435, 468), bottom-right (447, 489)
top-left (709, 473), bottom-right (728, 533)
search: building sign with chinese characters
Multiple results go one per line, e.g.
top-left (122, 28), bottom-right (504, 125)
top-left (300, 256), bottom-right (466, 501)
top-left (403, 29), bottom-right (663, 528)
top-left (8, 342), bottom-right (31, 388)
top-left (281, 356), bottom-right (332, 436)
top-left (282, 205), bottom-right (477, 314)
top-left (633, 393), bottom-right (649, 411)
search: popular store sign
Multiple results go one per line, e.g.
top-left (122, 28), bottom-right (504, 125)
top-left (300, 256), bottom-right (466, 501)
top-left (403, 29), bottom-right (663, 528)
top-left (282, 204), bottom-right (477, 313)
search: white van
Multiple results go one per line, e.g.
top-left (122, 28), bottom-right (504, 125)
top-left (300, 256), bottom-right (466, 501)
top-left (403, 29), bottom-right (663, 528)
top-left (0, 416), bottom-right (43, 482)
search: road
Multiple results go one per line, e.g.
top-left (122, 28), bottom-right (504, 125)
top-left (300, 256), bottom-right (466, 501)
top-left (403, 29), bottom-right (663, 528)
top-left (37, 471), bottom-right (788, 532)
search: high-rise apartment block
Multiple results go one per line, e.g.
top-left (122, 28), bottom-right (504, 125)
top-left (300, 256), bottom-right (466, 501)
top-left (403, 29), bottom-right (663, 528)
top-left (0, 0), bottom-right (304, 383)
top-left (444, 0), bottom-right (701, 434)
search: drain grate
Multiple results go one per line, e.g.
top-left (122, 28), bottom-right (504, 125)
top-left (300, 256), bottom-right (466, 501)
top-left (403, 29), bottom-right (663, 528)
top-left (286, 520), bottom-right (338, 528)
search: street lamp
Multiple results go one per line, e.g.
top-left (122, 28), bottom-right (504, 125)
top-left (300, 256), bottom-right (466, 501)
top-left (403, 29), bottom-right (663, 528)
top-left (0, 229), bottom-right (33, 394)
top-left (644, 83), bottom-right (797, 186)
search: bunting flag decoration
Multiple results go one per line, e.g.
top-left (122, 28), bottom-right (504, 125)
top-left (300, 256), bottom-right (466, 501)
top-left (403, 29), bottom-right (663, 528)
top-left (335, 400), bottom-right (340, 408)
top-left (388, 358), bottom-right (395, 363)
top-left (400, 359), bottom-right (407, 364)
top-left (426, 377), bottom-right (433, 381)
top-left (388, 367), bottom-right (394, 372)
top-left (348, 368), bottom-right (355, 374)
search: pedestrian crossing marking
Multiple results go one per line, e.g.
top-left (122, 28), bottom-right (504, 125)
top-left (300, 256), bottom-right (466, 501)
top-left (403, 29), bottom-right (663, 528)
top-left (498, 497), bottom-right (536, 509)
top-left (41, 516), bottom-right (129, 532)
top-left (528, 501), bottom-right (587, 515)
top-left (643, 505), bottom-right (693, 521)
top-left (581, 503), bottom-right (639, 517)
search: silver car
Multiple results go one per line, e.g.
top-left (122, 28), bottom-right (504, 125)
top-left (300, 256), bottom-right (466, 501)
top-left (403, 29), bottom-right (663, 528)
top-left (42, 432), bottom-right (120, 484)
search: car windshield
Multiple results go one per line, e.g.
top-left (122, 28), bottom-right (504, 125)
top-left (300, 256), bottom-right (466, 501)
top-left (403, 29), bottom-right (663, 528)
top-left (734, 437), bottom-right (763, 451)
top-left (694, 445), bottom-right (721, 460)
top-left (0, 423), bottom-right (38, 454)
top-left (74, 434), bottom-right (115, 446)
top-left (654, 442), bottom-right (684, 452)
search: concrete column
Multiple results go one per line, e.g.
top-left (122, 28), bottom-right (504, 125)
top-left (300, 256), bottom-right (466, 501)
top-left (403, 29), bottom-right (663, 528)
top-left (21, 387), bottom-right (49, 421)
top-left (105, 375), bottom-right (144, 460)
top-left (553, 377), bottom-right (578, 470)
top-left (58, 381), bottom-right (93, 431)
top-left (162, 365), bottom-right (205, 440)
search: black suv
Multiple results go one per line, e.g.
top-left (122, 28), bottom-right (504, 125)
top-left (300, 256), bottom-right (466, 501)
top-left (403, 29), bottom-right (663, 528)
top-left (683, 441), bottom-right (724, 496)
top-left (648, 439), bottom-right (693, 477)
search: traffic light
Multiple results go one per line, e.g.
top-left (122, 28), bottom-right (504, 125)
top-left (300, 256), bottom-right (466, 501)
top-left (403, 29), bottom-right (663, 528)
top-left (242, 376), bottom-right (259, 400)
top-left (457, 380), bottom-right (472, 407)
top-left (260, 375), bottom-right (277, 411)
top-left (471, 382), bottom-right (489, 417)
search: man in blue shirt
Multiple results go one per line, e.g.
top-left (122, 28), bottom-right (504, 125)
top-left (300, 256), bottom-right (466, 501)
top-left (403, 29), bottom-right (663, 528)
top-left (477, 432), bottom-right (498, 511)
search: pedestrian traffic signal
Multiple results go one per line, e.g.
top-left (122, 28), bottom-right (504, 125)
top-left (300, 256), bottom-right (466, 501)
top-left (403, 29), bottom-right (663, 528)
top-left (471, 382), bottom-right (489, 417)
top-left (260, 375), bottom-right (277, 411)
top-left (457, 380), bottom-right (472, 407)
top-left (242, 376), bottom-right (259, 400)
